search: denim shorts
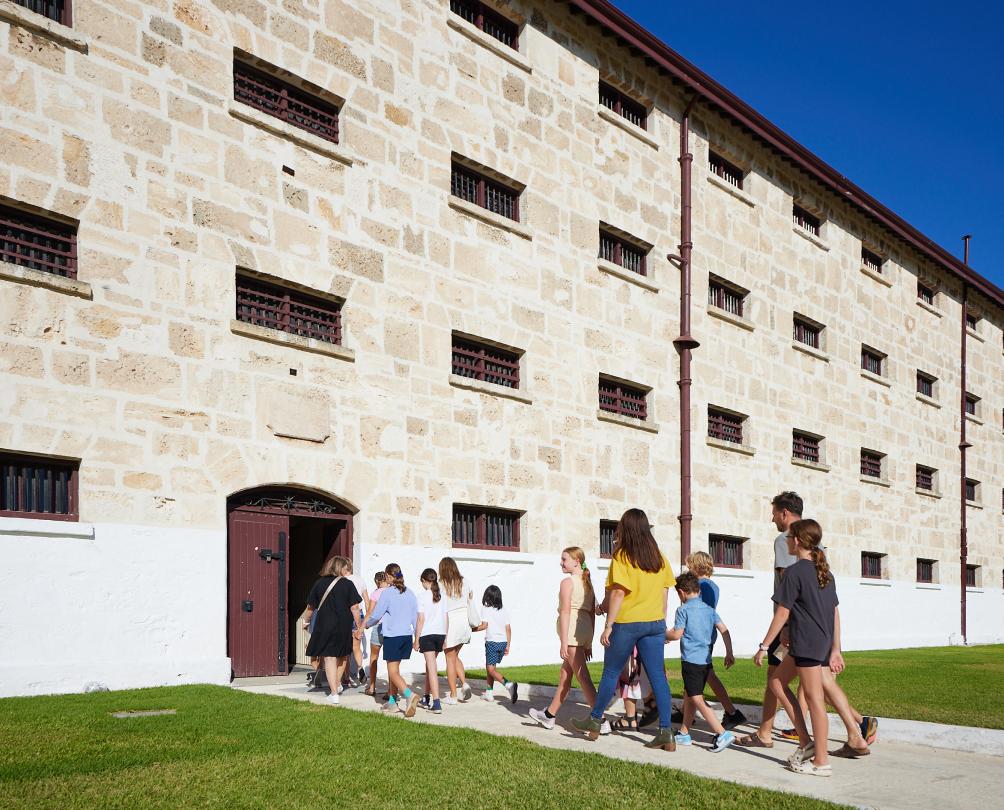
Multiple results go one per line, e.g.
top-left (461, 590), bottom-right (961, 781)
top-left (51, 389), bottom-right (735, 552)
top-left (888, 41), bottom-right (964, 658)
top-left (369, 623), bottom-right (384, 647)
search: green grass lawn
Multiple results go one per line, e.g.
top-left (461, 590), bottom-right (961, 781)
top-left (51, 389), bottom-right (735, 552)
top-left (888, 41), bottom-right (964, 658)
top-left (0, 686), bottom-right (848, 810)
top-left (465, 645), bottom-right (1004, 729)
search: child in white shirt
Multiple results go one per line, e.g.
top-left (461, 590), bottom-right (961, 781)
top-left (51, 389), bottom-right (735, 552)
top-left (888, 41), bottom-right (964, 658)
top-left (475, 585), bottom-right (517, 703)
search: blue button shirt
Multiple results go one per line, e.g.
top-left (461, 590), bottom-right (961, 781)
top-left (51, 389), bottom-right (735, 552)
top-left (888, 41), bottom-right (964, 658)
top-left (673, 596), bottom-right (721, 665)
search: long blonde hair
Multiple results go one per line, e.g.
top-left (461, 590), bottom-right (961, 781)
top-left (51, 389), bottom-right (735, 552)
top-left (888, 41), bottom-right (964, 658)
top-left (790, 519), bottom-right (830, 588)
top-left (319, 555), bottom-right (350, 577)
top-left (438, 556), bottom-right (464, 599)
top-left (563, 546), bottom-right (593, 602)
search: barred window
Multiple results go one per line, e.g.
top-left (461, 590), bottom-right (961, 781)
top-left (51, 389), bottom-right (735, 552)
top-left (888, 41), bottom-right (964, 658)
top-left (966, 313), bottom-right (980, 331)
top-left (600, 519), bottom-right (617, 559)
top-left (916, 559), bottom-right (935, 584)
top-left (965, 479), bottom-right (978, 502)
top-left (234, 60), bottom-right (339, 145)
top-left (708, 152), bottom-right (744, 189)
top-left (861, 346), bottom-right (884, 376)
top-left (792, 314), bottom-right (821, 349)
top-left (915, 465), bottom-right (935, 492)
top-left (917, 281), bottom-right (935, 306)
top-left (861, 247), bottom-right (884, 274)
top-left (13, 0), bottom-right (70, 25)
top-left (708, 275), bottom-right (746, 317)
top-left (709, 534), bottom-right (744, 568)
top-left (598, 377), bottom-right (648, 421)
top-left (965, 393), bottom-right (979, 417)
top-left (599, 226), bottom-right (648, 276)
top-left (860, 449), bottom-right (883, 479)
top-left (599, 81), bottom-right (647, 129)
top-left (861, 552), bottom-right (883, 579)
top-left (916, 371), bottom-right (935, 398)
top-left (792, 431), bottom-right (821, 464)
top-left (236, 273), bottom-right (342, 345)
top-left (0, 203), bottom-right (77, 279)
top-left (1, 454), bottom-right (79, 521)
top-left (449, 0), bottom-right (519, 50)
top-left (965, 564), bottom-right (978, 588)
top-left (452, 504), bottom-right (520, 550)
top-left (793, 204), bottom-right (821, 236)
top-left (708, 408), bottom-right (744, 445)
top-left (451, 335), bottom-right (520, 389)
top-left (451, 161), bottom-right (520, 222)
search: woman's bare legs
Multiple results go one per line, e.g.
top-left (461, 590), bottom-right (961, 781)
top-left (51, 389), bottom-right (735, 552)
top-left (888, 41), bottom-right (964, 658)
top-left (799, 665), bottom-right (829, 766)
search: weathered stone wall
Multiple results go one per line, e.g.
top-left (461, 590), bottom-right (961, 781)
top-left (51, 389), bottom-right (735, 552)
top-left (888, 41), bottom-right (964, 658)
top-left (1, 0), bottom-right (1001, 597)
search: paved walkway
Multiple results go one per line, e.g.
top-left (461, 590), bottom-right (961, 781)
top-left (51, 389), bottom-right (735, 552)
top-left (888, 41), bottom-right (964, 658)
top-left (234, 675), bottom-right (1002, 810)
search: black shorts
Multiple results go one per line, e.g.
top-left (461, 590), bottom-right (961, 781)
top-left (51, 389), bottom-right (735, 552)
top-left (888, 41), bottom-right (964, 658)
top-left (382, 635), bottom-right (413, 662)
top-left (793, 655), bottom-right (829, 668)
top-left (767, 636), bottom-right (784, 667)
top-left (681, 661), bottom-right (711, 698)
top-left (418, 634), bottom-right (445, 653)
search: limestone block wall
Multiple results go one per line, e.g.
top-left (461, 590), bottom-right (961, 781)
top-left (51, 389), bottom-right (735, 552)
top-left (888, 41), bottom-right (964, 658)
top-left (0, 0), bottom-right (1001, 695)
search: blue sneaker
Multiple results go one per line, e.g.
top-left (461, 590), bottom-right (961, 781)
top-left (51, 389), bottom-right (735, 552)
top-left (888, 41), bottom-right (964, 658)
top-left (675, 733), bottom-right (692, 746)
top-left (712, 730), bottom-right (735, 752)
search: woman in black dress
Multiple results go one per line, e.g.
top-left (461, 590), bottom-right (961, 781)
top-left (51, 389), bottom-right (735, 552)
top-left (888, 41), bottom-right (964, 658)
top-left (304, 555), bottom-right (362, 705)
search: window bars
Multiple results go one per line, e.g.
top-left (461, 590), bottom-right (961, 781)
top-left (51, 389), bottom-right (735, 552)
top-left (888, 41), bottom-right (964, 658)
top-left (449, 0), bottom-right (519, 49)
top-left (792, 316), bottom-right (821, 349)
top-left (792, 432), bottom-right (820, 464)
top-left (0, 203), bottom-right (77, 279)
top-left (451, 162), bottom-right (520, 222)
top-left (709, 535), bottom-right (744, 568)
top-left (452, 505), bottom-right (520, 550)
top-left (708, 277), bottom-right (745, 317)
top-left (0, 454), bottom-right (78, 520)
top-left (598, 378), bottom-right (647, 420)
top-left (599, 228), bottom-right (647, 276)
top-left (793, 204), bottom-right (821, 236)
top-left (860, 450), bottom-right (883, 478)
top-left (708, 409), bottom-right (744, 445)
top-left (234, 60), bottom-right (339, 144)
top-left (13, 0), bottom-right (70, 25)
top-left (236, 274), bottom-right (342, 345)
top-left (599, 81), bottom-right (647, 129)
top-left (708, 152), bottom-right (743, 189)
top-left (451, 336), bottom-right (520, 388)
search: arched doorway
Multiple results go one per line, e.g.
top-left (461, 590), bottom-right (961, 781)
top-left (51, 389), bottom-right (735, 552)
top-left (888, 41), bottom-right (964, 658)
top-left (227, 487), bottom-right (355, 678)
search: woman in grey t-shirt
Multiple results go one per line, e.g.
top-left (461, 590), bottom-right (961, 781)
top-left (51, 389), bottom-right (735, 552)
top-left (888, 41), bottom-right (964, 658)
top-left (753, 519), bottom-right (837, 778)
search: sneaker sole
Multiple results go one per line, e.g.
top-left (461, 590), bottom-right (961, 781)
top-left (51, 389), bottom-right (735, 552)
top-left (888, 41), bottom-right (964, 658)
top-left (404, 696), bottom-right (420, 718)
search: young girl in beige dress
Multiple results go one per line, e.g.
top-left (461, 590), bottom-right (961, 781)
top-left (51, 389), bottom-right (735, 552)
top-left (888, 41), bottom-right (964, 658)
top-left (529, 546), bottom-right (600, 729)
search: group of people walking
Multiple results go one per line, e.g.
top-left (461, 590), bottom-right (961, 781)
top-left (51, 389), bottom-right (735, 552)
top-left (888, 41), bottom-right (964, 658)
top-left (303, 492), bottom-right (877, 778)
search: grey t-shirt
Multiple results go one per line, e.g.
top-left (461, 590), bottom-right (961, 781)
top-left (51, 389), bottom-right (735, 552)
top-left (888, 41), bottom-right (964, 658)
top-left (772, 558), bottom-right (838, 662)
top-left (774, 531), bottom-right (797, 570)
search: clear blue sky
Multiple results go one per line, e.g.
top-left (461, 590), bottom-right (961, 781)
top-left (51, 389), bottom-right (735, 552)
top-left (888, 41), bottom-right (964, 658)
top-left (613, 1), bottom-right (1004, 292)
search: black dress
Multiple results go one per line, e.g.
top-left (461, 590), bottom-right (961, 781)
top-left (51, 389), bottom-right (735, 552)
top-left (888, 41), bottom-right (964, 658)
top-left (305, 576), bottom-right (362, 658)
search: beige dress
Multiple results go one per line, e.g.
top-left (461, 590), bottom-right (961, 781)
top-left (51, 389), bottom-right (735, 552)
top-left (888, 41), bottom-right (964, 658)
top-left (556, 574), bottom-right (595, 647)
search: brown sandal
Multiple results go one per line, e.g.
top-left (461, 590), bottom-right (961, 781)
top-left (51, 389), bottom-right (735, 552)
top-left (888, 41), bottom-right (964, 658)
top-left (735, 733), bottom-right (774, 749)
top-left (831, 741), bottom-right (870, 758)
top-left (611, 716), bottom-right (640, 732)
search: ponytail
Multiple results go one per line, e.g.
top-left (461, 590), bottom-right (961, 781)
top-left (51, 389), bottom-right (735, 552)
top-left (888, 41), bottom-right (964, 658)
top-left (789, 519), bottom-right (830, 588)
top-left (385, 562), bottom-right (406, 593)
top-left (421, 568), bottom-right (441, 603)
top-left (562, 546), bottom-right (593, 602)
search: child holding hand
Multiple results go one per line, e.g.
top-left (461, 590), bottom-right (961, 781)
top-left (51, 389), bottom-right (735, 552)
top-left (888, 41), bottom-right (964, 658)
top-left (665, 572), bottom-right (736, 752)
top-left (475, 585), bottom-right (517, 703)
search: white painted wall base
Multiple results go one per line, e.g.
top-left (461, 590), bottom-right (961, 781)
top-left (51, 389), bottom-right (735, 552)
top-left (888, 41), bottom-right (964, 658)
top-left (1, 519), bottom-right (999, 697)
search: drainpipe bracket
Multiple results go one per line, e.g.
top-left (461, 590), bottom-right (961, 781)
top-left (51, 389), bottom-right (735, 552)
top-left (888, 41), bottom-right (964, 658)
top-left (959, 441), bottom-right (973, 450)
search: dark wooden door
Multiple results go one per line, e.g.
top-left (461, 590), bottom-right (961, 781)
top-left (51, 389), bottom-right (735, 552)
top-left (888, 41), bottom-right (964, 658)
top-left (227, 509), bottom-right (289, 677)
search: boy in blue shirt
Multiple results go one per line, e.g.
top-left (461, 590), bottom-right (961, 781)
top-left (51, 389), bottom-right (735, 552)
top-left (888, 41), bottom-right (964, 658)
top-left (665, 571), bottom-right (736, 752)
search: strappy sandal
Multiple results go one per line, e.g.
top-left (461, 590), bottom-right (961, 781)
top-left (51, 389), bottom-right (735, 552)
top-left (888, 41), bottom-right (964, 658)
top-left (734, 733), bottom-right (774, 748)
top-left (611, 716), bottom-right (640, 732)
top-left (831, 741), bottom-right (870, 758)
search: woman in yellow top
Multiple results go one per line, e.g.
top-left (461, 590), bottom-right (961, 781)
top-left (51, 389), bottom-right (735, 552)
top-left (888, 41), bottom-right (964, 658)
top-left (573, 508), bottom-right (677, 750)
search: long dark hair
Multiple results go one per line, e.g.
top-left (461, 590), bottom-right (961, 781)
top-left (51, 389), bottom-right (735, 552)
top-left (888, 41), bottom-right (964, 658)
top-left (482, 585), bottom-right (503, 609)
top-left (438, 556), bottom-right (463, 599)
top-left (790, 519), bottom-right (831, 588)
top-left (421, 568), bottom-right (441, 603)
top-left (384, 562), bottom-right (406, 593)
top-left (613, 508), bottom-right (664, 573)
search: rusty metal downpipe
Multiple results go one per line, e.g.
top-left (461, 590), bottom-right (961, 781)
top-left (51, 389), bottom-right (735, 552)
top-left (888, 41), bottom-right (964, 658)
top-left (959, 235), bottom-right (972, 644)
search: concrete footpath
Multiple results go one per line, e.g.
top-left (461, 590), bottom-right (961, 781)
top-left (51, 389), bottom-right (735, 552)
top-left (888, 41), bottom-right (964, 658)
top-left (234, 675), bottom-right (1003, 810)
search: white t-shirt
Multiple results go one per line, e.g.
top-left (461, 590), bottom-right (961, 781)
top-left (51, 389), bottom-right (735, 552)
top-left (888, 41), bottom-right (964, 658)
top-left (346, 573), bottom-right (367, 602)
top-left (481, 605), bottom-right (510, 642)
top-left (416, 587), bottom-right (447, 636)
top-left (773, 532), bottom-right (797, 570)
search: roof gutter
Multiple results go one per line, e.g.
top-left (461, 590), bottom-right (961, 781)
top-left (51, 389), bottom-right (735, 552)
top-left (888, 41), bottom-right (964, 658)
top-left (568, 0), bottom-right (1004, 307)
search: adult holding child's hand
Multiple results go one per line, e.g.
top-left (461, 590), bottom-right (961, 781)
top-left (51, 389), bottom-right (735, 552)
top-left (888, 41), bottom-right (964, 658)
top-left (571, 509), bottom-right (677, 751)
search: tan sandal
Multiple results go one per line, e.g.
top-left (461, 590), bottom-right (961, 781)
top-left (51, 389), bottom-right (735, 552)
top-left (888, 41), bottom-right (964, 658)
top-left (734, 733), bottom-right (774, 749)
top-left (831, 741), bottom-right (870, 758)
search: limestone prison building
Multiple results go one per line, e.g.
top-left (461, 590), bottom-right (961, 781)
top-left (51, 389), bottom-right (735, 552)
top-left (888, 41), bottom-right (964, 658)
top-left (0, 0), bottom-right (1001, 696)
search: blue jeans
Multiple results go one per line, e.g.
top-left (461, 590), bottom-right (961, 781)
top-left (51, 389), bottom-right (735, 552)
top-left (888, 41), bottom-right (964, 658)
top-left (591, 620), bottom-right (673, 729)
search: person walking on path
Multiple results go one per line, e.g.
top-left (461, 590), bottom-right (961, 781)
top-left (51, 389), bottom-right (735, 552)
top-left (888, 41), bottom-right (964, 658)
top-left (572, 508), bottom-right (677, 751)
top-left (529, 547), bottom-right (600, 730)
top-left (684, 551), bottom-right (746, 730)
top-left (474, 585), bottom-right (517, 703)
top-left (365, 563), bottom-right (421, 717)
top-left (754, 519), bottom-right (836, 776)
top-left (664, 572), bottom-right (736, 752)
top-left (414, 568), bottom-right (447, 714)
top-left (439, 556), bottom-right (475, 704)
top-left (303, 555), bottom-right (362, 706)
top-left (361, 571), bottom-right (389, 696)
top-left (342, 560), bottom-right (370, 688)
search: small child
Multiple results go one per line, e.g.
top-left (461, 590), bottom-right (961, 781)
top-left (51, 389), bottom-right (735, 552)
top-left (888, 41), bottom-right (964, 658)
top-left (685, 551), bottom-right (747, 729)
top-left (475, 585), bottom-right (517, 703)
top-left (665, 571), bottom-right (736, 752)
top-left (612, 647), bottom-right (642, 730)
top-left (362, 571), bottom-right (389, 696)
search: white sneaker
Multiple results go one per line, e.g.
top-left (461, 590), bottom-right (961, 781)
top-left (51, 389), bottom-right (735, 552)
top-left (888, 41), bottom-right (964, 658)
top-left (599, 720), bottom-right (611, 735)
top-left (336, 684), bottom-right (344, 695)
top-left (461, 682), bottom-right (473, 702)
top-left (326, 693), bottom-right (340, 706)
top-left (481, 689), bottom-right (494, 702)
top-left (505, 681), bottom-right (518, 703)
top-left (442, 695), bottom-right (458, 705)
top-left (529, 708), bottom-right (555, 730)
